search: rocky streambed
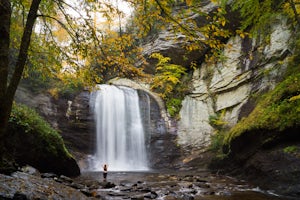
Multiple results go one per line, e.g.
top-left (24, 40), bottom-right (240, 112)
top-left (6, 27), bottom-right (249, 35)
top-left (0, 166), bottom-right (296, 200)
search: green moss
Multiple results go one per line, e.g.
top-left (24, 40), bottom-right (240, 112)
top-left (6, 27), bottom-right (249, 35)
top-left (9, 103), bottom-right (72, 158)
top-left (224, 71), bottom-right (300, 144)
top-left (283, 146), bottom-right (298, 154)
top-left (166, 98), bottom-right (182, 118)
top-left (209, 109), bottom-right (227, 130)
top-left (210, 131), bottom-right (225, 151)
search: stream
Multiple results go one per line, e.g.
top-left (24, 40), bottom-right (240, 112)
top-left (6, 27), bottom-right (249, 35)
top-left (76, 170), bottom-right (293, 200)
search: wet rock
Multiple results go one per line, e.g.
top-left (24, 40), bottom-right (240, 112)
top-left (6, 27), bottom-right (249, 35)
top-left (80, 188), bottom-right (94, 197)
top-left (70, 182), bottom-right (86, 190)
top-left (59, 175), bottom-right (73, 183)
top-left (120, 180), bottom-right (132, 187)
top-left (108, 191), bottom-right (127, 197)
top-left (182, 176), bottom-right (194, 182)
top-left (144, 191), bottom-right (158, 199)
top-left (131, 194), bottom-right (144, 200)
top-left (76, 179), bottom-right (101, 188)
top-left (203, 190), bottom-right (215, 195)
top-left (194, 182), bottom-right (210, 188)
top-left (181, 193), bottom-right (194, 200)
top-left (139, 187), bottom-right (151, 193)
top-left (195, 178), bottom-right (208, 183)
top-left (13, 192), bottom-right (28, 200)
top-left (41, 172), bottom-right (57, 179)
top-left (100, 181), bottom-right (116, 189)
top-left (120, 186), bottom-right (132, 192)
top-left (20, 165), bottom-right (40, 177)
top-left (0, 172), bottom-right (88, 200)
top-left (164, 195), bottom-right (180, 200)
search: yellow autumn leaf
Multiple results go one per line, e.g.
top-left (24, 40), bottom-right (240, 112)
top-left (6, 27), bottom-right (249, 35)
top-left (221, 20), bottom-right (226, 27)
top-left (249, 54), bottom-right (253, 60)
top-left (240, 33), bottom-right (245, 38)
top-left (289, 94), bottom-right (300, 102)
top-left (186, 0), bottom-right (192, 6)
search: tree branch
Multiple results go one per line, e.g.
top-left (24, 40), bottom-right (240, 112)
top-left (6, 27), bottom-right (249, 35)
top-left (288, 0), bottom-right (300, 25)
top-left (36, 14), bottom-right (77, 42)
top-left (7, 0), bottom-right (42, 101)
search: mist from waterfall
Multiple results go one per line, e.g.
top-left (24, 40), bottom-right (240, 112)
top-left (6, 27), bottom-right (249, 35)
top-left (89, 85), bottom-right (149, 171)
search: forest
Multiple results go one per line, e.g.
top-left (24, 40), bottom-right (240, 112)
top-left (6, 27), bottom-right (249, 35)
top-left (0, 0), bottom-right (300, 199)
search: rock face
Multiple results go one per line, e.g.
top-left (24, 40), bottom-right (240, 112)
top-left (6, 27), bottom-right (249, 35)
top-left (5, 130), bottom-right (80, 177)
top-left (177, 16), bottom-right (291, 149)
top-left (6, 105), bottom-right (81, 177)
top-left (15, 78), bottom-right (179, 170)
top-left (15, 88), bottom-right (94, 171)
top-left (209, 126), bottom-right (300, 198)
top-left (141, 2), bottom-right (218, 74)
top-left (56, 90), bottom-right (95, 160)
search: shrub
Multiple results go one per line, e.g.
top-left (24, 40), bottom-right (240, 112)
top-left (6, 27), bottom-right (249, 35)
top-left (166, 98), bottom-right (182, 118)
top-left (150, 53), bottom-right (190, 118)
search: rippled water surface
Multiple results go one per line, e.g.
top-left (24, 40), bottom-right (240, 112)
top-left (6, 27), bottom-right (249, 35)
top-left (79, 170), bottom-right (293, 200)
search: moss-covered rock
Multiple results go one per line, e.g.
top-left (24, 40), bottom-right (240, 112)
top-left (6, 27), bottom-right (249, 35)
top-left (211, 67), bottom-right (300, 197)
top-left (224, 72), bottom-right (300, 146)
top-left (4, 103), bottom-right (80, 177)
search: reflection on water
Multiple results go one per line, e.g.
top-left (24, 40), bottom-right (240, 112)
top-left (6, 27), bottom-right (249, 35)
top-left (78, 170), bottom-right (293, 200)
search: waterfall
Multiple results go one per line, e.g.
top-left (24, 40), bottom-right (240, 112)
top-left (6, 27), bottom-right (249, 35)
top-left (89, 85), bottom-right (149, 171)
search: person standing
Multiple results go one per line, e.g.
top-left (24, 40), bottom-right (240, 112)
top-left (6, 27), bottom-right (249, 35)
top-left (103, 164), bottom-right (108, 181)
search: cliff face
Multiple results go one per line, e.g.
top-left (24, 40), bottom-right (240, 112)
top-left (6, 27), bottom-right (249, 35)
top-left (15, 78), bottom-right (180, 170)
top-left (149, 16), bottom-right (292, 150)
top-left (141, 7), bottom-right (300, 196)
top-left (141, 13), bottom-right (292, 150)
top-left (14, 88), bottom-right (95, 168)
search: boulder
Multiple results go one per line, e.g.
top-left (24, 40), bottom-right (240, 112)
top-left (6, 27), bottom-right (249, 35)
top-left (0, 172), bottom-right (88, 199)
top-left (7, 113), bottom-right (80, 177)
top-left (8, 137), bottom-right (80, 177)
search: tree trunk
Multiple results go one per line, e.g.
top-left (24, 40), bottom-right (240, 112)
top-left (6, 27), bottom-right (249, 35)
top-left (0, 0), bottom-right (41, 153)
top-left (0, 0), bottom-right (12, 154)
top-left (289, 0), bottom-right (300, 25)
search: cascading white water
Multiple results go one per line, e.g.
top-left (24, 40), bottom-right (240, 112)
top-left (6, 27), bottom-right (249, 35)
top-left (89, 85), bottom-right (149, 171)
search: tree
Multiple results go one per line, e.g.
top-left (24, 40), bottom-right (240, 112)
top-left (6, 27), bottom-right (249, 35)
top-left (0, 0), bottom-right (41, 155)
top-left (0, 0), bottom-right (137, 158)
top-left (86, 31), bottom-right (146, 83)
top-left (150, 53), bottom-right (188, 117)
top-left (150, 53), bottom-right (187, 99)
